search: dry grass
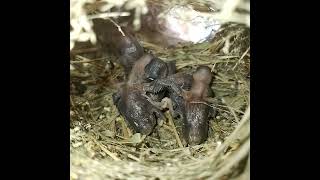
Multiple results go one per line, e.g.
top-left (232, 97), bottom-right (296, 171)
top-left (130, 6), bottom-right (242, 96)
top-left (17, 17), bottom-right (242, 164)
top-left (70, 0), bottom-right (250, 179)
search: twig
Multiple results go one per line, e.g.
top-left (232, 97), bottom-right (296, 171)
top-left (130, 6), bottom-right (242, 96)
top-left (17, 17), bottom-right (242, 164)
top-left (88, 12), bottom-right (130, 19)
top-left (70, 96), bottom-right (75, 107)
top-left (167, 113), bottom-right (183, 148)
top-left (211, 63), bottom-right (216, 72)
top-left (162, 124), bottom-right (175, 133)
top-left (221, 98), bottom-right (239, 122)
top-left (127, 154), bottom-right (141, 162)
top-left (106, 18), bottom-right (126, 37)
top-left (91, 138), bottom-right (120, 161)
top-left (115, 147), bottom-right (141, 162)
top-left (232, 47), bottom-right (250, 70)
top-left (118, 116), bottom-right (131, 138)
top-left (74, 55), bottom-right (92, 62)
top-left (211, 139), bottom-right (250, 179)
top-left (86, 102), bottom-right (96, 121)
top-left (188, 101), bottom-right (237, 115)
top-left (214, 104), bottom-right (245, 114)
top-left (209, 105), bottom-right (249, 160)
top-left (71, 58), bottom-right (107, 64)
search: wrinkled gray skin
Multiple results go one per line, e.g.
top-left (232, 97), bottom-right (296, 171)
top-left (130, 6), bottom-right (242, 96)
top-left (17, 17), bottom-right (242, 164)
top-left (143, 56), bottom-right (176, 102)
top-left (92, 18), bottom-right (144, 77)
top-left (112, 84), bottom-right (164, 135)
top-left (144, 66), bottom-right (216, 145)
top-left (112, 54), bottom-right (176, 135)
top-left (144, 72), bottom-right (193, 118)
top-left (144, 71), bottom-right (214, 119)
top-left (183, 102), bottom-right (211, 145)
top-left (183, 66), bottom-right (216, 145)
top-left (144, 58), bottom-right (176, 81)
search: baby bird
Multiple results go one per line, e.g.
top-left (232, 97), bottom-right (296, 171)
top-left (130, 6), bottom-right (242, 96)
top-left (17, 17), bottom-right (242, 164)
top-left (143, 72), bottom-right (193, 118)
top-left (112, 83), bottom-right (164, 135)
top-left (182, 66), bottom-right (216, 145)
top-left (92, 18), bottom-right (144, 76)
top-left (112, 54), bottom-right (176, 135)
top-left (144, 66), bottom-right (216, 145)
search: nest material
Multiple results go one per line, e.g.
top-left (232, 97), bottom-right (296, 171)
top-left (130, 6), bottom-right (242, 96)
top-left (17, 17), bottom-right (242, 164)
top-left (70, 1), bottom-right (250, 179)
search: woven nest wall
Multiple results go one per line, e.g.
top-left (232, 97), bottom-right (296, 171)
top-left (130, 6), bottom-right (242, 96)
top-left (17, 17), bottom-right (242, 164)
top-left (70, 0), bottom-right (250, 179)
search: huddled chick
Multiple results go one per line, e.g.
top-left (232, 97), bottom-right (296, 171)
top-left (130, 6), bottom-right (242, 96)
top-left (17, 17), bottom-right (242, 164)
top-left (93, 18), bottom-right (217, 145)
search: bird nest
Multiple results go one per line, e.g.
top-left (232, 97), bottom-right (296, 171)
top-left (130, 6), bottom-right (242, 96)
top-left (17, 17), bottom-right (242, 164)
top-left (70, 1), bottom-right (250, 179)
